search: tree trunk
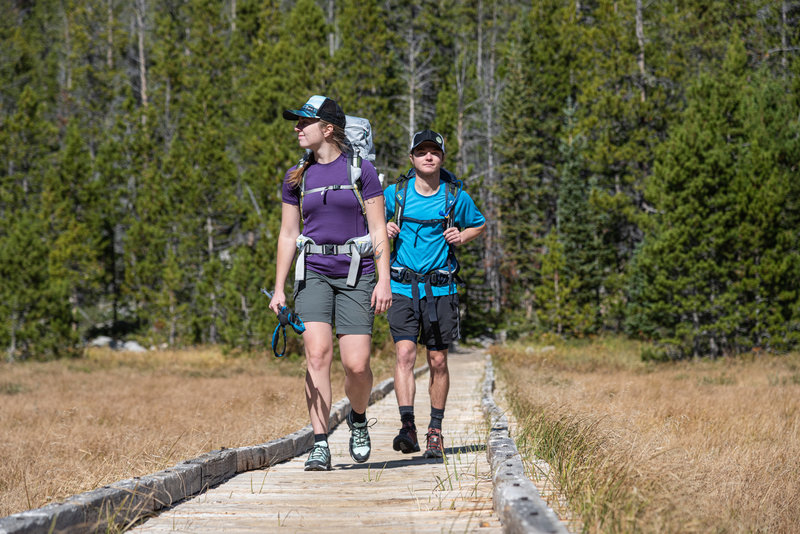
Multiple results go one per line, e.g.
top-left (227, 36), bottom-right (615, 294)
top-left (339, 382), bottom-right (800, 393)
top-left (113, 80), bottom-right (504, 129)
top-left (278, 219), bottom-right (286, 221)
top-left (782, 1), bottom-right (788, 70)
top-left (406, 25), bottom-right (418, 142)
top-left (7, 312), bottom-right (17, 362)
top-left (454, 40), bottom-right (469, 178)
top-left (135, 0), bottom-right (149, 119)
top-left (207, 216), bottom-right (217, 344)
top-left (169, 290), bottom-right (176, 346)
top-left (555, 269), bottom-right (562, 335)
top-left (63, 8), bottom-right (72, 93)
top-left (478, 0), bottom-right (503, 315)
top-left (107, 0), bottom-right (114, 68)
top-left (328, 0), bottom-right (335, 58)
top-left (635, 0), bottom-right (646, 102)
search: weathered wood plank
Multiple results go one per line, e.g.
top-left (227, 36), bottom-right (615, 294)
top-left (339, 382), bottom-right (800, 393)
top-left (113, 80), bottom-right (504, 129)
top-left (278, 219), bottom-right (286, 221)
top-left (131, 348), bottom-right (503, 533)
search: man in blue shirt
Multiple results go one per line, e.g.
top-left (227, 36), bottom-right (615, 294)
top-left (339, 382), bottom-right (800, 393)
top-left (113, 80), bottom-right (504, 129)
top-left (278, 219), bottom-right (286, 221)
top-left (384, 130), bottom-right (486, 458)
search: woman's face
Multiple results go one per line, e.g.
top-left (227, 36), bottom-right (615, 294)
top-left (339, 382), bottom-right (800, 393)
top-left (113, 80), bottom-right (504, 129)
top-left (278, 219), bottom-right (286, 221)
top-left (295, 117), bottom-right (326, 149)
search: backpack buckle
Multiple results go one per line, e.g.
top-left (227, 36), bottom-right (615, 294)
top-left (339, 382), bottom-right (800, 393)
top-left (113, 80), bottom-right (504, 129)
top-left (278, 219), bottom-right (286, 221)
top-left (322, 244), bottom-right (336, 255)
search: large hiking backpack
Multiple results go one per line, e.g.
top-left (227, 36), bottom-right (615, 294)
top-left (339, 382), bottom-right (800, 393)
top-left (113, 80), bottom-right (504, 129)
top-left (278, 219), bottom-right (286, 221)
top-left (390, 168), bottom-right (464, 345)
top-left (297, 115), bottom-right (379, 224)
top-left (393, 167), bottom-right (462, 236)
top-left (391, 167), bottom-right (463, 279)
top-left (294, 115), bottom-right (381, 287)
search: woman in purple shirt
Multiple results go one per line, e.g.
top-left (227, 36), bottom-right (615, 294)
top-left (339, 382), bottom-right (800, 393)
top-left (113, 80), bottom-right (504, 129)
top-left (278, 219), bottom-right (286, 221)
top-left (269, 95), bottom-right (392, 471)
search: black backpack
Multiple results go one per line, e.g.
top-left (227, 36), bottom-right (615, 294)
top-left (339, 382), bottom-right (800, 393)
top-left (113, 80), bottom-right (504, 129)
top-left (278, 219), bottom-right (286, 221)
top-left (391, 168), bottom-right (463, 278)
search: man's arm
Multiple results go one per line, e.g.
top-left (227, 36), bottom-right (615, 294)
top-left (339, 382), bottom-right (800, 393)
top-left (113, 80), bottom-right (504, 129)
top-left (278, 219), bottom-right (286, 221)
top-left (443, 223), bottom-right (485, 246)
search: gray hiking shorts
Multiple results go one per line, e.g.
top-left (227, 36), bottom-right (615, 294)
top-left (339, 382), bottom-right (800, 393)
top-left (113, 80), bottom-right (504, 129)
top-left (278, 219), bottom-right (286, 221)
top-left (294, 270), bottom-right (376, 335)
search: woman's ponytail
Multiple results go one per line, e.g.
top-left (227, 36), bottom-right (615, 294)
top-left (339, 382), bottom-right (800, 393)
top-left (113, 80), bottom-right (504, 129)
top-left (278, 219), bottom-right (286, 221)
top-left (288, 153), bottom-right (314, 187)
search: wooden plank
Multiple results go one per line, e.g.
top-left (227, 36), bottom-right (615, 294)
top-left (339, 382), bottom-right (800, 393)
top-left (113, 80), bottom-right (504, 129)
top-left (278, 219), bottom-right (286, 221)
top-left (131, 348), bottom-right (503, 533)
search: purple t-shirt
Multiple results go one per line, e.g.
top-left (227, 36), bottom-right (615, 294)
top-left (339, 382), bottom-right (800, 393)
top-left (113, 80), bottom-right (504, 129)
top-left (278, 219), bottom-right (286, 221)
top-left (282, 153), bottom-right (383, 278)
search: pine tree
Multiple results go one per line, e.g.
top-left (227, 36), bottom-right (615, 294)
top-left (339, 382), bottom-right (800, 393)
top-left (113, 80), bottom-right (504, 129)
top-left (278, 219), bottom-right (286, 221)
top-left (495, 0), bottom-right (577, 330)
top-left (556, 99), bottom-right (603, 335)
top-left (627, 38), bottom-right (800, 356)
top-left (330, 0), bottom-right (404, 174)
top-left (0, 86), bottom-right (60, 359)
top-left (534, 231), bottom-right (584, 336)
top-left (384, 0), bottom-right (441, 147)
top-left (42, 121), bottom-right (103, 354)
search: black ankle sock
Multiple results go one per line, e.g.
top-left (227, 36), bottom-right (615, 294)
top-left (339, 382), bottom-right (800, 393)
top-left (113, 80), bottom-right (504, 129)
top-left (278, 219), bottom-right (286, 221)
top-left (399, 405), bottom-right (415, 424)
top-left (350, 409), bottom-right (366, 424)
top-left (429, 407), bottom-right (444, 430)
top-left (314, 433), bottom-right (328, 443)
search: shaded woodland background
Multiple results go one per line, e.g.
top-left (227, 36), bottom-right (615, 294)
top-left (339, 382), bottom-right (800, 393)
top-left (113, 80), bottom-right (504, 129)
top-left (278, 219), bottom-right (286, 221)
top-left (2, 0), bottom-right (799, 360)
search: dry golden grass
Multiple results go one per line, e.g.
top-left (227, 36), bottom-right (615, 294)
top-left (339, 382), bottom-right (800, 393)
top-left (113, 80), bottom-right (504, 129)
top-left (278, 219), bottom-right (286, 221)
top-left (493, 337), bottom-right (800, 533)
top-left (0, 343), bottom-right (396, 518)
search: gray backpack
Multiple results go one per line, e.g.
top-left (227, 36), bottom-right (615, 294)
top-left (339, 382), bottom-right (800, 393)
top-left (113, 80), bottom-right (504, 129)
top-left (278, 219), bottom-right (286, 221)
top-left (298, 115), bottom-right (381, 222)
top-left (294, 115), bottom-right (381, 287)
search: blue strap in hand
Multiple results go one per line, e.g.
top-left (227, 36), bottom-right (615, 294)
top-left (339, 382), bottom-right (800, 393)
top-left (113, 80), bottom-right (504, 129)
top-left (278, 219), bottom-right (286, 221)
top-left (262, 288), bottom-right (305, 358)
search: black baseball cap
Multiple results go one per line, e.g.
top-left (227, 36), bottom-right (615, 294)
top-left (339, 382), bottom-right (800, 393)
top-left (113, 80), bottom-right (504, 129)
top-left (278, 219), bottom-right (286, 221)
top-left (283, 95), bottom-right (346, 129)
top-left (410, 129), bottom-right (446, 155)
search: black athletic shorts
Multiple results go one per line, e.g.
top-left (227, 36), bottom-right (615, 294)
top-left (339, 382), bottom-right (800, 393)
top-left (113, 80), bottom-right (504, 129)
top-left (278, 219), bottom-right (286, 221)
top-left (387, 293), bottom-right (459, 350)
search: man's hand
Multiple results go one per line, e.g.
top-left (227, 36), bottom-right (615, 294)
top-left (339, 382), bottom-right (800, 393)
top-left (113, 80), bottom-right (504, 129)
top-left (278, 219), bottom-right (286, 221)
top-left (443, 227), bottom-right (463, 246)
top-left (386, 221), bottom-right (401, 239)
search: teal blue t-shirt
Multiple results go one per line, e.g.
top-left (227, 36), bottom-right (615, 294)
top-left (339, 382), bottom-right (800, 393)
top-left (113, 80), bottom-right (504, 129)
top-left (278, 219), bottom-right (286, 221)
top-left (384, 175), bottom-right (485, 298)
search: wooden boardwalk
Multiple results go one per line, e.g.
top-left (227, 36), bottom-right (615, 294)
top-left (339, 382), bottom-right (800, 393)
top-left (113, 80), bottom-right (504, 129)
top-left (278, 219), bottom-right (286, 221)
top-left (131, 347), bottom-right (504, 533)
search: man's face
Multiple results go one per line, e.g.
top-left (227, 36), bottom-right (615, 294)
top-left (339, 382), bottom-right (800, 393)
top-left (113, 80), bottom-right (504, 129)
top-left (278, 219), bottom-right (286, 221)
top-left (410, 141), bottom-right (444, 175)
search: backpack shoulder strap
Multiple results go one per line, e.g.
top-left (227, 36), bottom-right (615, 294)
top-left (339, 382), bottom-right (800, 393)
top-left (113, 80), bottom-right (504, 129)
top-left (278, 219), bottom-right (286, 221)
top-left (440, 168), bottom-right (462, 230)
top-left (297, 151), bottom-right (312, 224)
top-left (347, 151), bottom-right (367, 223)
top-left (394, 170), bottom-right (413, 228)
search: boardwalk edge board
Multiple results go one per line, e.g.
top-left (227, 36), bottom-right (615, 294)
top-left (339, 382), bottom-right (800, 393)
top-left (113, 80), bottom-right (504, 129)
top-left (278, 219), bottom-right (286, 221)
top-left (0, 365), bottom-right (429, 534)
top-left (481, 354), bottom-right (571, 534)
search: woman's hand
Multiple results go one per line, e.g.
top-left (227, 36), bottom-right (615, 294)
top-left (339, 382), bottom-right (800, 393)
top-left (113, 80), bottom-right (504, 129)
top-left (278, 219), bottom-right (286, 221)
top-left (269, 290), bottom-right (286, 315)
top-left (371, 278), bottom-right (392, 314)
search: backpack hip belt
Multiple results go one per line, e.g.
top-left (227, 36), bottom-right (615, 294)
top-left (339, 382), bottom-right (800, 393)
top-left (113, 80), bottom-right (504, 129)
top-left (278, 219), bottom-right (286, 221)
top-left (390, 266), bottom-right (454, 287)
top-left (296, 234), bottom-right (373, 287)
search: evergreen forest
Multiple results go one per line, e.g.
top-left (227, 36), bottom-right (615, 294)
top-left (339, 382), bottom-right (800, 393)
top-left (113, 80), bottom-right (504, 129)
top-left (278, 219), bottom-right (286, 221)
top-left (2, 0), bottom-right (800, 360)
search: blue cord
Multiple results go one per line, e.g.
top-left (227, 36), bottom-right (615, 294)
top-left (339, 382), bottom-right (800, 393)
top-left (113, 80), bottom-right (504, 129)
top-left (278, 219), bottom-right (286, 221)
top-left (262, 288), bottom-right (305, 358)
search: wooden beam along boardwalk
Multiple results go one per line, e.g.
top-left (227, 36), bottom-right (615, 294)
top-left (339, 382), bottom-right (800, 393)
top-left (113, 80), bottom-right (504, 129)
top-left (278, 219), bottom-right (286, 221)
top-left (131, 347), bottom-right (501, 533)
top-left (0, 347), bottom-right (571, 533)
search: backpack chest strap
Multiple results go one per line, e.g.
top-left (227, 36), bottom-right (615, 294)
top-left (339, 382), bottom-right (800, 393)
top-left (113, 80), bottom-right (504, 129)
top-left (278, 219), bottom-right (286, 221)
top-left (304, 184), bottom-right (359, 205)
top-left (399, 215), bottom-right (447, 226)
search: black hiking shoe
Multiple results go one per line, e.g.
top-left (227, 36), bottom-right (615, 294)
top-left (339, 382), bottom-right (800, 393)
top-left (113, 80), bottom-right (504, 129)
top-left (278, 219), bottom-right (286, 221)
top-left (393, 420), bottom-right (420, 454)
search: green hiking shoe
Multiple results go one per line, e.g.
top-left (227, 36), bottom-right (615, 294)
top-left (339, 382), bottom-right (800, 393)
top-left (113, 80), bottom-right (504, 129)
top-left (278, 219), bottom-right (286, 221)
top-left (346, 412), bottom-right (372, 463)
top-left (304, 441), bottom-right (332, 471)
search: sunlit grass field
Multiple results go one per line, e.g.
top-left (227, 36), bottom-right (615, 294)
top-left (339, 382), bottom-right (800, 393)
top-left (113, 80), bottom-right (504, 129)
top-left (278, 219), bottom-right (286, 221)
top-left (493, 337), bottom-right (800, 533)
top-left (0, 342), bottom-right (396, 518)
top-left (5, 335), bottom-right (799, 531)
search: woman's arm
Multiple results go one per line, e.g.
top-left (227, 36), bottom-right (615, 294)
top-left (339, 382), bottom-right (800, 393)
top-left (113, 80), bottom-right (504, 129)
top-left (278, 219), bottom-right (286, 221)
top-left (365, 195), bottom-right (392, 314)
top-left (270, 202), bottom-right (302, 314)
